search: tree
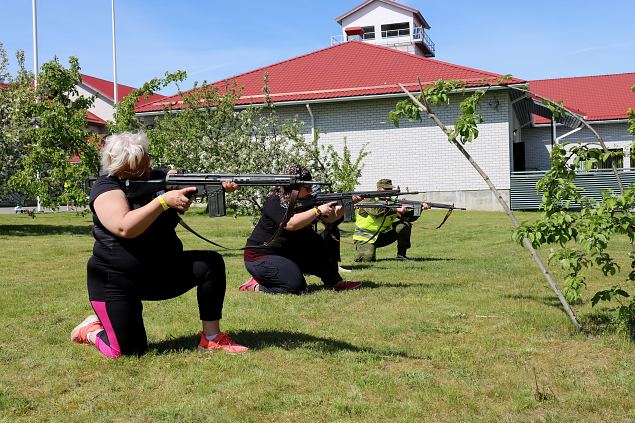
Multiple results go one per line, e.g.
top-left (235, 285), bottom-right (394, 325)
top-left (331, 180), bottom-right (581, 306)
top-left (107, 70), bottom-right (187, 134)
top-left (6, 55), bottom-right (99, 209)
top-left (0, 46), bottom-right (33, 204)
top-left (389, 79), bottom-right (580, 329)
top-left (141, 74), bottom-right (367, 215)
top-left (514, 85), bottom-right (635, 337)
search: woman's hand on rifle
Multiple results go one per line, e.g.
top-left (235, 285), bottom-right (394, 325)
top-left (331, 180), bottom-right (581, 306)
top-left (222, 181), bottom-right (240, 193)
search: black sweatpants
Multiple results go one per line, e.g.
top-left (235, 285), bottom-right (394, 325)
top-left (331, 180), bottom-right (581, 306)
top-left (245, 230), bottom-right (342, 294)
top-left (87, 250), bottom-right (226, 357)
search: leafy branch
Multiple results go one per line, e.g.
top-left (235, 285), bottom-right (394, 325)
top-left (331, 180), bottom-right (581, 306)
top-left (511, 83), bottom-right (635, 337)
top-left (391, 79), bottom-right (581, 329)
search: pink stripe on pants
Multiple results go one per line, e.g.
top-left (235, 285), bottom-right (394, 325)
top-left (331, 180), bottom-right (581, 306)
top-left (91, 301), bottom-right (121, 358)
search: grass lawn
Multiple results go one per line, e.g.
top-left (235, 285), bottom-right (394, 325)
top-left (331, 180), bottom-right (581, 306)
top-left (0, 209), bottom-right (633, 422)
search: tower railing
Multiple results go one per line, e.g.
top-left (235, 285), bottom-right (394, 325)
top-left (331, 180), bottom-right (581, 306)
top-left (331, 26), bottom-right (435, 56)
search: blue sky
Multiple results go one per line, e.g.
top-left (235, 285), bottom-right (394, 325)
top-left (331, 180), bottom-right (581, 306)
top-left (1, 0), bottom-right (634, 94)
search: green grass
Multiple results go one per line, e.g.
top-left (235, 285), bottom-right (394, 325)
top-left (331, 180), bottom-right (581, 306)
top-left (1, 210), bottom-right (634, 422)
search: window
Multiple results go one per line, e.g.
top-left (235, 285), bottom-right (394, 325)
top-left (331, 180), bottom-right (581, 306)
top-left (361, 26), bottom-right (375, 40)
top-left (381, 22), bottom-right (409, 38)
top-left (599, 148), bottom-right (624, 169)
top-left (582, 148), bottom-right (624, 170)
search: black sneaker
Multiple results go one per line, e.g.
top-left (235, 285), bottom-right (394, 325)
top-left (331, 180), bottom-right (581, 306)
top-left (396, 254), bottom-right (414, 262)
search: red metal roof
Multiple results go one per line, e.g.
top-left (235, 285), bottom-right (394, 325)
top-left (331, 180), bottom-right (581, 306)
top-left (86, 111), bottom-right (106, 125)
top-left (80, 74), bottom-right (165, 106)
top-left (136, 41), bottom-right (522, 114)
top-left (0, 82), bottom-right (8, 89)
top-left (530, 73), bottom-right (635, 124)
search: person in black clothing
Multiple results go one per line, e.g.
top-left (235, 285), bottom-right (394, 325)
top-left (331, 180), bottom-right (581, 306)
top-left (70, 131), bottom-right (247, 357)
top-left (240, 164), bottom-right (362, 294)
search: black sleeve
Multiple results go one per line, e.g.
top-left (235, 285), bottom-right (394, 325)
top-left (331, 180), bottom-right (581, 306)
top-left (262, 195), bottom-right (292, 226)
top-left (89, 176), bottom-right (122, 212)
top-left (399, 208), bottom-right (420, 223)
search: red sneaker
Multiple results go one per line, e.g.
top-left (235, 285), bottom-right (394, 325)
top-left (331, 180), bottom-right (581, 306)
top-left (328, 281), bottom-right (362, 291)
top-left (70, 315), bottom-right (104, 345)
top-left (197, 332), bottom-right (248, 354)
top-left (239, 277), bottom-right (260, 292)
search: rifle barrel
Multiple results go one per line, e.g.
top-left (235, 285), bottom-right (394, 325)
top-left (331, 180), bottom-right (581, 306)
top-left (116, 172), bottom-right (330, 200)
top-left (166, 173), bottom-right (329, 187)
top-left (314, 189), bottom-right (401, 201)
top-left (354, 200), bottom-right (465, 210)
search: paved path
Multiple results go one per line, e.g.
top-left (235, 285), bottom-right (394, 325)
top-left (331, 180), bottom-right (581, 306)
top-left (0, 206), bottom-right (88, 215)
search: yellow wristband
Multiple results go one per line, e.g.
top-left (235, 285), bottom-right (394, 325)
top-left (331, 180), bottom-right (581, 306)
top-left (313, 207), bottom-right (321, 218)
top-left (157, 195), bottom-right (169, 211)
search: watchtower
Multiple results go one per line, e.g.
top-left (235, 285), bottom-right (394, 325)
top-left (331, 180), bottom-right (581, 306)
top-left (331, 0), bottom-right (435, 57)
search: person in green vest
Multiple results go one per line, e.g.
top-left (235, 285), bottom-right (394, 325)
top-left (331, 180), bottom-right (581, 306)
top-left (353, 178), bottom-right (430, 262)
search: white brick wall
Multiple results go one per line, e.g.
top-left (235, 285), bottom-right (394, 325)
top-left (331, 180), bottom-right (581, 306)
top-left (276, 91), bottom-right (512, 193)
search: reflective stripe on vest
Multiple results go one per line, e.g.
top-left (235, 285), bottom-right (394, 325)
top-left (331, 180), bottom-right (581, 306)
top-left (353, 210), bottom-right (396, 243)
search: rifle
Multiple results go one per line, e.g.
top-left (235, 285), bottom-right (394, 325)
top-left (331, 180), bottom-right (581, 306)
top-left (295, 189), bottom-right (403, 221)
top-left (354, 199), bottom-right (465, 228)
top-left (88, 172), bottom-right (330, 217)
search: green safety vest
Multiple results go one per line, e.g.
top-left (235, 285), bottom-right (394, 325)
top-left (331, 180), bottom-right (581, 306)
top-left (353, 209), bottom-right (397, 243)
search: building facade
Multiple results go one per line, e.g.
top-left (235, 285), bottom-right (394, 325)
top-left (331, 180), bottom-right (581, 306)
top-left (135, 0), bottom-right (634, 211)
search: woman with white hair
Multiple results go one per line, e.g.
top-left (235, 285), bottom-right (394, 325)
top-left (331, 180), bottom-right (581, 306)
top-left (70, 131), bottom-right (247, 357)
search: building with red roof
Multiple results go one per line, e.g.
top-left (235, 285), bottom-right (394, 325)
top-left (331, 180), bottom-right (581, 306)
top-left (137, 40), bottom-right (524, 209)
top-left (79, 73), bottom-right (165, 123)
top-left (135, 0), bottom-right (634, 210)
top-left (518, 73), bottom-right (635, 190)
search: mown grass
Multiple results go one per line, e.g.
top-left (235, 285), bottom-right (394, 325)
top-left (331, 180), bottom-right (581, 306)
top-left (0, 210), bottom-right (633, 422)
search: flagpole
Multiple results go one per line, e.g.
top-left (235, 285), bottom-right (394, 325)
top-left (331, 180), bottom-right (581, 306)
top-left (111, 0), bottom-right (118, 105)
top-left (32, 0), bottom-right (41, 213)
top-left (32, 0), bottom-right (38, 87)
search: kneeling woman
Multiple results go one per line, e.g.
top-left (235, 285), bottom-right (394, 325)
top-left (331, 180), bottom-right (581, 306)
top-left (241, 165), bottom-right (361, 294)
top-left (71, 132), bottom-right (247, 357)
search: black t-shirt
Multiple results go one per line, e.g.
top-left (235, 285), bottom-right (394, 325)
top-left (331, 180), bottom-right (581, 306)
top-left (89, 170), bottom-right (182, 274)
top-left (244, 193), bottom-right (311, 259)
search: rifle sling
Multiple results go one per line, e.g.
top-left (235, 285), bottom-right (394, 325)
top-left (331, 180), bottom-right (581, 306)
top-left (177, 217), bottom-right (237, 250)
top-left (176, 189), bottom-right (300, 251)
top-left (435, 208), bottom-right (454, 229)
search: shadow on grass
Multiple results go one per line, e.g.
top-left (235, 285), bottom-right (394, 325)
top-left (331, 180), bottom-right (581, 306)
top-left (149, 329), bottom-right (425, 359)
top-left (302, 279), bottom-right (465, 293)
top-left (580, 311), bottom-right (617, 336)
top-left (579, 310), bottom-right (634, 340)
top-left (0, 224), bottom-right (91, 237)
top-left (344, 257), bottom-right (456, 270)
top-left (502, 294), bottom-right (564, 309)
top-left (374, 257), bottom-right (456, 263)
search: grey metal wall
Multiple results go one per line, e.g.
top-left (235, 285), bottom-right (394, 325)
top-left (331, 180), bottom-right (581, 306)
top-left (511, 169), bottom-right (635, 209)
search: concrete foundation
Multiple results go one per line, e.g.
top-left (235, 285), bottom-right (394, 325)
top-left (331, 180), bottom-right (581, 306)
top-left (400, 189), bottom-right (510, 211)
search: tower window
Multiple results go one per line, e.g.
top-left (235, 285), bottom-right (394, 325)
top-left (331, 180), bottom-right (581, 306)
top-left (361, 26), bottom-right (375, 40)
top-left (381, 22), bottom-right (410, 38)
